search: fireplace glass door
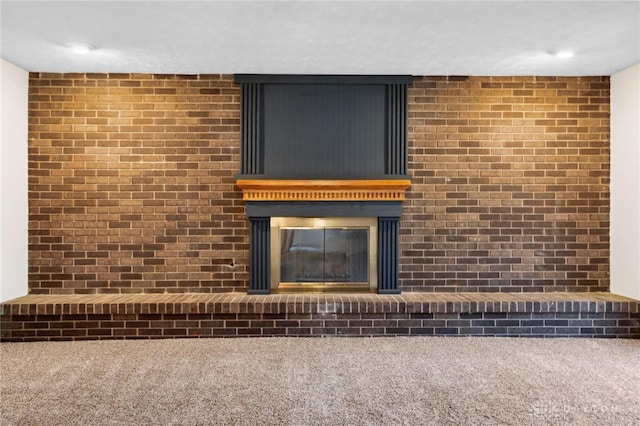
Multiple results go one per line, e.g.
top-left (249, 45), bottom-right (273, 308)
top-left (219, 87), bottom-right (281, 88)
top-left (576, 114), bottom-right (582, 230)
top-left (271, 218), bottom-right (377, 293)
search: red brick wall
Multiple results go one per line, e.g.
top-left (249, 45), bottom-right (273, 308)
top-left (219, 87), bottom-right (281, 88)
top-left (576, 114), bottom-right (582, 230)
top-left (27, 74), bottom-right (610, 294)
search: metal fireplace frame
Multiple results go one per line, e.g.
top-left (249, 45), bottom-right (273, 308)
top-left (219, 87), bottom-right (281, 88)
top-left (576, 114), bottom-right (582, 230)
top-left (270, 217), bottom-right (378, 294)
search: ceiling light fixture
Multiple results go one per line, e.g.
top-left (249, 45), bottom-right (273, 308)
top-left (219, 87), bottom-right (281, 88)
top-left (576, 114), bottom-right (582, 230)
top-left (554, 50), bottom-right (574, 59)
top-left (65, 41), bottom-right (96, 54)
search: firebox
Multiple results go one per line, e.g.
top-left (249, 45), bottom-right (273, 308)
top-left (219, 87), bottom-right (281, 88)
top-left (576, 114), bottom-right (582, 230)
top-left (270, 217), bottom-right (377, 293)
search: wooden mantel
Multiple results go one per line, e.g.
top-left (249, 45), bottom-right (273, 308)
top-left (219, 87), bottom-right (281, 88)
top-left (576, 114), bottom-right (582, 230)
top-left (236, 179), bottom-right (412, 202)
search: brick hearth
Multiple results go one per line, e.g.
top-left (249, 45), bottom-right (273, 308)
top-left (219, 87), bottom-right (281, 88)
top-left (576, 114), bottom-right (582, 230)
top-left (2, 292), bottom-right (638, 341)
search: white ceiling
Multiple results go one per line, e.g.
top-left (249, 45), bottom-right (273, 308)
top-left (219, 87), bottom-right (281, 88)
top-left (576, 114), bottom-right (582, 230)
top-left (1, 0), bottom-right (639, 76)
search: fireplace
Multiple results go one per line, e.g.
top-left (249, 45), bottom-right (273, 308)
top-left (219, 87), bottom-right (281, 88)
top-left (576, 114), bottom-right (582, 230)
top-left (235, 74), bottom-right (412, 294)
top-left (271, 217), bottom-right (377, 293)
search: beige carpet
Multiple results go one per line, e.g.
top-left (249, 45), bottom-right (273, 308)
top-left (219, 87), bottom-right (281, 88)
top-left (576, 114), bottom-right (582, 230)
top-left (1, 337), bottom-right (639, 425)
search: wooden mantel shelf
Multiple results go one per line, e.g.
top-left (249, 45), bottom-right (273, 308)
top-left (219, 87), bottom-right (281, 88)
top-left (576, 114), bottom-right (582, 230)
top-left (236, 179), bottom-right (412, 201)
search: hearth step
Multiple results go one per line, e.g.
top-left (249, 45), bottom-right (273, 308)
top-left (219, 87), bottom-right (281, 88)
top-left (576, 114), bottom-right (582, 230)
top-left (2, 292), bottom-right (638, 341)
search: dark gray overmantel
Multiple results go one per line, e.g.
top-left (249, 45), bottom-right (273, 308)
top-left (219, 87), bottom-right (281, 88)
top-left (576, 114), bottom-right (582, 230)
top-left (235, 75), bottom-right (412, 295)
top-left (234, 74), bottom-right (412, 178)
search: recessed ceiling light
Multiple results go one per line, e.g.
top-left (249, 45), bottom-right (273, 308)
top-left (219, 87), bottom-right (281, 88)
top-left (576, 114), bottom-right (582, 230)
top-left (555, 50), bottom-right (574, 59)
top-left (65, 42), bottom-right (96, 54)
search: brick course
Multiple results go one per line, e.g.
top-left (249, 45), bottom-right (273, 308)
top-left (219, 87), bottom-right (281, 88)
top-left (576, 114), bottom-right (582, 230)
top-left (27, 74), bottom-right (610, 294)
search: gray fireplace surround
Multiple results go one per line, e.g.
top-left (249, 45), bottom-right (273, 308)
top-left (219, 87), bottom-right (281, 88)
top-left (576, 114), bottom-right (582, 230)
top-left (234, 75), bottom-right (413, 294)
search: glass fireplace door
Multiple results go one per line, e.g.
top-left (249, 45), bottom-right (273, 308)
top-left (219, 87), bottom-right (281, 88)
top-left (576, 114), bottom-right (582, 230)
top-left (271, 218), bottom-right (377, 293)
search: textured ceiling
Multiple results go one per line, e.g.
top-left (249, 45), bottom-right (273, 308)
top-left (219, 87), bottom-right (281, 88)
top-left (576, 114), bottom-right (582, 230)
top-left (1, 0), bottom-right (639, 76)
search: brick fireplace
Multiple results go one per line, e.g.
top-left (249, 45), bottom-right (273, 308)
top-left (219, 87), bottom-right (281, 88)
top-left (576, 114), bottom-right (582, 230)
top-left (3, 72), bottom-right (637, 341)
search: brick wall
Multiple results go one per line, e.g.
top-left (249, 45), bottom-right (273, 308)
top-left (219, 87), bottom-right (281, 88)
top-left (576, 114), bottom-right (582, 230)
top-left (28, 73), bottom-right (246, 294)
top-left (404, 76), bottom-right (610, 292)
top-left (27, 74), bottom-right (610, 295)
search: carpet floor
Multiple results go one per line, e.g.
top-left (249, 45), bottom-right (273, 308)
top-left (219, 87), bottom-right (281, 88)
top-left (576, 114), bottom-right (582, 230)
top-left (1, 337), bottom-right (639, 425)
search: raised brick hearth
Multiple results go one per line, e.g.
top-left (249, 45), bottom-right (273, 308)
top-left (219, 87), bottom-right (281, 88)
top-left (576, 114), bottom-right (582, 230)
top-left (2, 292), bottom-right (638, 341)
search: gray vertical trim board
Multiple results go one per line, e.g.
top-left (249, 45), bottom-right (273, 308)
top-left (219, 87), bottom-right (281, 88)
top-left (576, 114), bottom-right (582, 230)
top-left (386, 84), bottom-right (408, 175)
top-left (378, 217), bottom-right (401, 294)
top-left (241, 83), bottom-right (263, 175)
top-left (248, 218), bottom-right (271, 294)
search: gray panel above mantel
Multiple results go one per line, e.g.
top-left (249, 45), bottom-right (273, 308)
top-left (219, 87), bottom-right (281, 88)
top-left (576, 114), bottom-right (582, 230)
top-left (263, 83), bottom-right (386, 178)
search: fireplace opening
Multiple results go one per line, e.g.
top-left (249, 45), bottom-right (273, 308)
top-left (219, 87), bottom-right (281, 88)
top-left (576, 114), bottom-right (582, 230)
top-left (270, 217), bottom-right (377, 293)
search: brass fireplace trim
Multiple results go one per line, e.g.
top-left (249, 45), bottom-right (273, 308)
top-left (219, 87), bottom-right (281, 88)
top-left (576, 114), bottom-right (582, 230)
top-left (236, 179), bottom-right (411, 201)
top-left (270, 217), bottom-right (378, 294)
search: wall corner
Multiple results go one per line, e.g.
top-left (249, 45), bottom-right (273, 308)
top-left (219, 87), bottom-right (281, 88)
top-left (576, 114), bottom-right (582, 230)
top-left (610, 63), bottom-right (640, 300)
top-left (0, 59), bottom-right (29, 302)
